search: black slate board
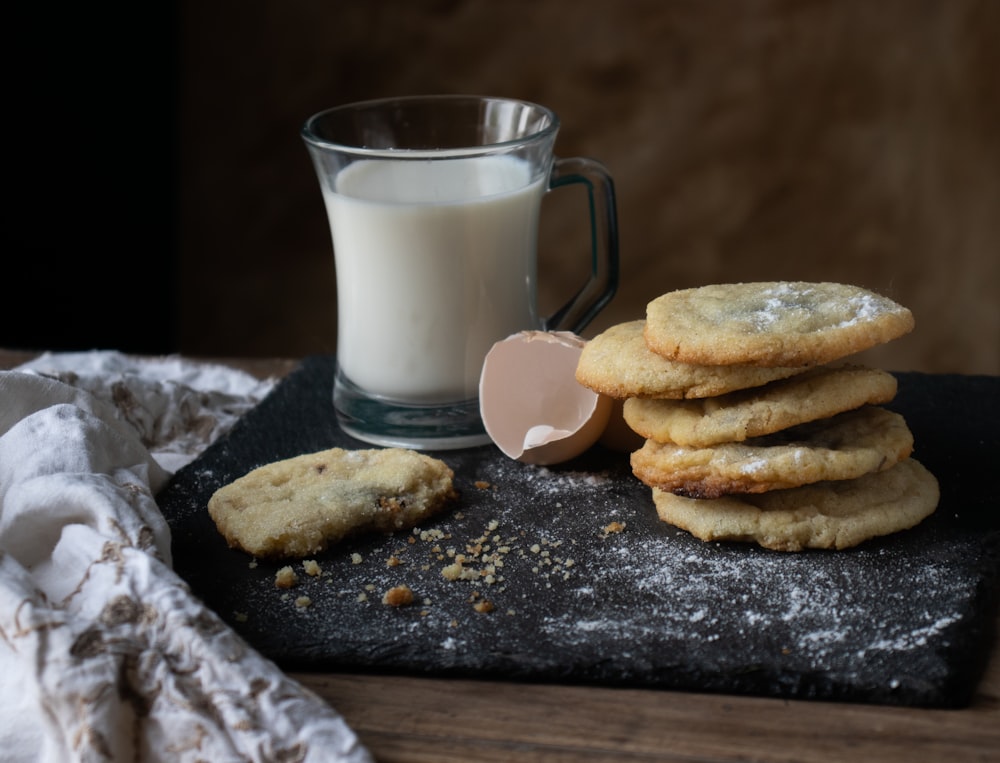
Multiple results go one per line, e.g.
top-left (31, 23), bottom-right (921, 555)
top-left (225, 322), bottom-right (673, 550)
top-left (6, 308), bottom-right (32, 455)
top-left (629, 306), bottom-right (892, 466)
top-left (157, 356), bottom-right (1000, 708)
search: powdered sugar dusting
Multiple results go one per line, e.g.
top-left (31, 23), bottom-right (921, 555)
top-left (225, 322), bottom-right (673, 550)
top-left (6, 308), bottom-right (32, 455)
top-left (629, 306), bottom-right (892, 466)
top-left (833, 291), bottom-right (896, 329)
top-left (734, 283), bottom-right (901, 335)
top-left (539, 527), bottom-right (970, 679)
top-left (165, 430), bottom-right (986, 706)
top-left (748, 282), bottom-right (810, 330)
top-left (169, 442), bottom-right (982, 704)
top-left (525, 465), bottom-right (613, 491)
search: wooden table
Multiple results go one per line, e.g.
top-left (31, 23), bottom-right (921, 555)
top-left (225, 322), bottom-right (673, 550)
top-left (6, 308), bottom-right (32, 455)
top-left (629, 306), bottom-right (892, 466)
top-left (3, 348), bottom-right (998, 762)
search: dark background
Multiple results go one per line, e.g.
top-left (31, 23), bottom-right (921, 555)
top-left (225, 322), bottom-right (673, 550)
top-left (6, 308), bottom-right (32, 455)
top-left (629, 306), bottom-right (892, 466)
top-left (5, 2), bottom-right (998, 375)
top-left (5, 6), bottom-right (178, 354)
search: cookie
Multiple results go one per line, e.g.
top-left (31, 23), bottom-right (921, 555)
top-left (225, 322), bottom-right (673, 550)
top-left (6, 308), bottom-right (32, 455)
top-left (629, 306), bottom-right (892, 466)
top-left (208, 447), bottom-right (457, 558)
top-left (630, 406), bottom-right (913, 498)
top-left (622, 365), bottom-right (898, 447)
top-left (651, 458), bottom-right (939, 551)
top-left (644, 282), bottom-right (915, 367)
top-left (575, 320), bottom-right (808, 400)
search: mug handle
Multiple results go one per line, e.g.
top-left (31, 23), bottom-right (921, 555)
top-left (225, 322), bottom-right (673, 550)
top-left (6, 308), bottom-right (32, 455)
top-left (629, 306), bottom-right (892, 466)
top-left (542, 156), bottom-right (620, 334)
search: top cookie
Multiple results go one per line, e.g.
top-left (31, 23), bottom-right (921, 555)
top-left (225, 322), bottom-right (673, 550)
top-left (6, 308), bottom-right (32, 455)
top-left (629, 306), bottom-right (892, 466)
top-left (576, 320), bottom-right (808, 400)
top-left (644, 282), bottom-right (914, 367)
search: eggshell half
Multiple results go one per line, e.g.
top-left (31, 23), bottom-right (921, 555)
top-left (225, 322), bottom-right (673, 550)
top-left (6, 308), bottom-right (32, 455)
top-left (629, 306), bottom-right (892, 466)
top-left (479, 331), bottom-right (613, 465)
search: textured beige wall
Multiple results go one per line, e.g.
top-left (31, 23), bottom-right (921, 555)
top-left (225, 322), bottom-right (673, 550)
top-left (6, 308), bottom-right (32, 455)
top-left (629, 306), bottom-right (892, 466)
top-left (179, 0), bottom-right (999, 374)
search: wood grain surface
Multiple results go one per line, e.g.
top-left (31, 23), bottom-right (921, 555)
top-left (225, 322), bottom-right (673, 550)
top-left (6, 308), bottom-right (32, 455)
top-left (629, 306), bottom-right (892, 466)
top-left (291, 666), bottom-right (1000, 763)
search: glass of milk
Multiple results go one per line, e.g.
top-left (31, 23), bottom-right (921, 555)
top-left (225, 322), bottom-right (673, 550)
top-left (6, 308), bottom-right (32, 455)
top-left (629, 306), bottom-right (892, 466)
top-left (302, 95), bottom-right (618, 450)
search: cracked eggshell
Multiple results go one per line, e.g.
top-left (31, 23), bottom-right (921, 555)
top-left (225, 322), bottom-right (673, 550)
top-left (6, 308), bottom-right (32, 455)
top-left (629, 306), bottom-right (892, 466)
top-left (479, 331), bottom-right (613, 465)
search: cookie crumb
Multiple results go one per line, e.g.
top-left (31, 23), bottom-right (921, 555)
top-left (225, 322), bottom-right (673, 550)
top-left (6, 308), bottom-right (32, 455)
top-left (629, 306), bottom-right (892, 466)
top-left (382, 584), bottom-right (415, 607)
top-left (294, 596), bottom-right (312, 608)
top-left (602, 521), bottom-right (626, 537)
top-left (303, 559), bottom-right (322, 577)
top-left (275, 566), bottom-right (299, 588)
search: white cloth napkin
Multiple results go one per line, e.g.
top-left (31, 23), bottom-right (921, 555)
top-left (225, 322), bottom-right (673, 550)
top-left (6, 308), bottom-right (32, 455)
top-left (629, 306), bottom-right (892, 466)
top-left (0, 352), bottom-right (372, 762)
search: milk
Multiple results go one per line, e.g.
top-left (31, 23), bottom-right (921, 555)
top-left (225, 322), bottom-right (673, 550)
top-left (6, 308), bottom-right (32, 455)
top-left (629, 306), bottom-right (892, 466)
top-left (324, 156), bottom-right (546, 403)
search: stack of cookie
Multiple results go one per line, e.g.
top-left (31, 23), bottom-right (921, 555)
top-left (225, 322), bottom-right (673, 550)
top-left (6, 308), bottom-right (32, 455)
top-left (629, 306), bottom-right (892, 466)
top-left (576, 281), bottom-right (939, 552)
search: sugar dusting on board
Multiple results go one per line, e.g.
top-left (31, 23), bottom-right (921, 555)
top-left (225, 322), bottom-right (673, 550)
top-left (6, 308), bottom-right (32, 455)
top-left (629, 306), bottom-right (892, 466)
top-left (199, 449), bottom-right (969, 696)
top-left (541, 533), bottom-right (967, 675)
top-left (524, 464), bottom-right (613, 491)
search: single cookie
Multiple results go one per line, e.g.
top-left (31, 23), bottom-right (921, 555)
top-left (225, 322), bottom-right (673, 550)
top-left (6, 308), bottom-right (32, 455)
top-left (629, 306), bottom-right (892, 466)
top-left (644, 282), bottom-right (915, 367)
top-left (630, 406), bottom-right (913, 498)
top-left (623, 365), bottom-right (898, 447)
top-left (576, 320), bottom-right (809, 400)
top-left (208, 447), bottom-right (458, 558)
top-left (651, 458), bottom-right (939, 551)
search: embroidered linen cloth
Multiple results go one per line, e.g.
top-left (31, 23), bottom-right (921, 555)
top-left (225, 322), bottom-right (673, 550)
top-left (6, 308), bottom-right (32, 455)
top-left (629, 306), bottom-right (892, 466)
top-left (0, 352), bottom-right (372, 762)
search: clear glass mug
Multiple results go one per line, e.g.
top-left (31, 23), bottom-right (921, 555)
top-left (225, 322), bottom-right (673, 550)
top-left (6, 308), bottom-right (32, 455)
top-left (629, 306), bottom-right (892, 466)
top-left (302, 95), bottom-right (618, 450)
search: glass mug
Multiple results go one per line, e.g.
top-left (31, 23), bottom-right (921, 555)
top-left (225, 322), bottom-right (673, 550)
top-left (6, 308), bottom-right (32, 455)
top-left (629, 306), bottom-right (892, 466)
top-left (302, 95), bottom-right (618, 450)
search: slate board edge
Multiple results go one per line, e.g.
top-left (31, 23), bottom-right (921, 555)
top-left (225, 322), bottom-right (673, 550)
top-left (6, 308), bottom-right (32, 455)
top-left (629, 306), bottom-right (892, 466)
top-left (158, 355), bottom-right (1000, 710)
